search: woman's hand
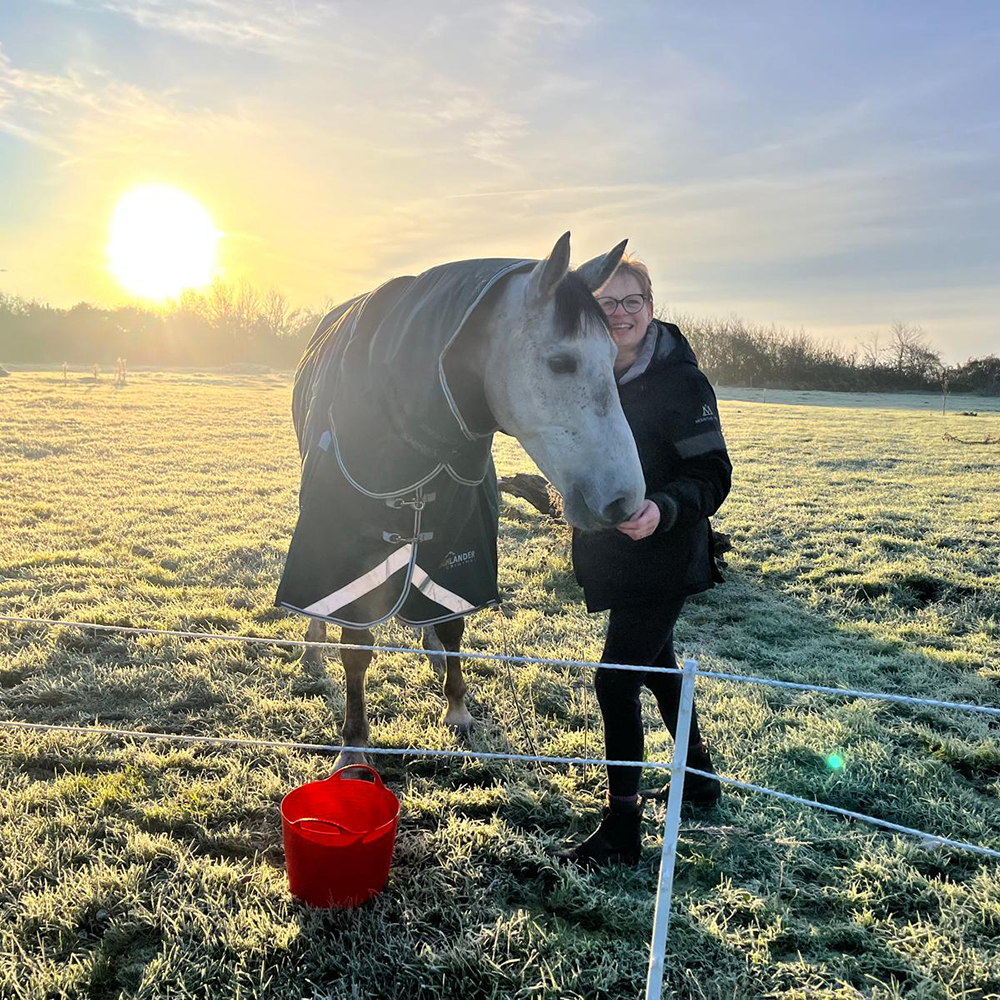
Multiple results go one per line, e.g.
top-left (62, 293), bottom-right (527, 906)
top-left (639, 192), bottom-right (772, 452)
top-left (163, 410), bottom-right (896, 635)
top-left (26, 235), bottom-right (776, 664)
top-left (616, 498), bottom-right (661, 540)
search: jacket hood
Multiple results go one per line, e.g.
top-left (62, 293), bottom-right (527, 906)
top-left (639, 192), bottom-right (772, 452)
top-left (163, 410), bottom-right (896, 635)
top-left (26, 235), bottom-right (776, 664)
top-left (651, 320), bottom-right (700, 369)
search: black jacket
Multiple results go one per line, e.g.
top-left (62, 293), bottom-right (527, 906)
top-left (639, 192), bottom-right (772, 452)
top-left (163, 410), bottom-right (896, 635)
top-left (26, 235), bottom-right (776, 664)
top-left (572, 321), bottom-right (732, 611)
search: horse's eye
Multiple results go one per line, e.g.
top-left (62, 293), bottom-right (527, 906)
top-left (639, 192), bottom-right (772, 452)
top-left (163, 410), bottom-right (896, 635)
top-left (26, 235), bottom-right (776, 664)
top-left (548, 354), bottom-right (578, 375)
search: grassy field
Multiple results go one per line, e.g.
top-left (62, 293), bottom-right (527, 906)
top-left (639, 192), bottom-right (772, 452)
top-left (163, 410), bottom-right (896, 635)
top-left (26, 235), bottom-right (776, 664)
top-left (1, 370), bottom-right (998, 1000)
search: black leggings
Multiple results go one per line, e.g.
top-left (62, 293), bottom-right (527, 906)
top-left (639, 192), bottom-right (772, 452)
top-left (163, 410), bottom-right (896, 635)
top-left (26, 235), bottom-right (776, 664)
top-left (596, 597), bottom-right (703, 797)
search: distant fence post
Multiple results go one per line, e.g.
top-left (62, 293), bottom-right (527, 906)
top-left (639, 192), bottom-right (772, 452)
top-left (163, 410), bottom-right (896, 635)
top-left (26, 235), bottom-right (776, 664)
top-left (645, 657), bottom-right (698, 1000)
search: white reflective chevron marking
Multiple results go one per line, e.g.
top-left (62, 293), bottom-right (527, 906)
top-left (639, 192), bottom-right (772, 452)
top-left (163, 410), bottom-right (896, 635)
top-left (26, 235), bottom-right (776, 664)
top-left (411, 564), bottom-right (475, 615)
top-left (304, 544), bottom-right (413, 617)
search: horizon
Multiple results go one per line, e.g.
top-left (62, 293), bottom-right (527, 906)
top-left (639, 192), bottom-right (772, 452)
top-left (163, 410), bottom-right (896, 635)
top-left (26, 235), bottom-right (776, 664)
top-left (1, 2), bottom-right (998, 364)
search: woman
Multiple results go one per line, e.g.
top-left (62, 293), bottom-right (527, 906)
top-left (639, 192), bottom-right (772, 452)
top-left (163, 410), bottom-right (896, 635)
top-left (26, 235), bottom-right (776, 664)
top-left (558, 255), bottom-right (732, 870)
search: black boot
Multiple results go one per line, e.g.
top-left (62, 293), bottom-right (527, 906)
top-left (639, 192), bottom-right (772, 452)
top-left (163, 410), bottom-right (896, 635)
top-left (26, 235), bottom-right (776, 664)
top-left (640, 741), bottom-right (723, 808)
top-left (678, 740), bottom-right (722, 807)
top-left (681, 740), bottom-right (722, 806)
top-left (556, 798), bottom-right (643, 870)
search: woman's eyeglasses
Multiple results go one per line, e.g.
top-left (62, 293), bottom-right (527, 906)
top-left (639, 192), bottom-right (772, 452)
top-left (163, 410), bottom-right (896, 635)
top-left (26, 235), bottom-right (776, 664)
top-left (597, 294), bottom-right (647, 316)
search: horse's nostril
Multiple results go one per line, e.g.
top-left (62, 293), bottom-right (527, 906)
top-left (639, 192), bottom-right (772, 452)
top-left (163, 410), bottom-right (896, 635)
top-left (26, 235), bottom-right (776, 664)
top-left (602, 496), bottom-right (630, 525)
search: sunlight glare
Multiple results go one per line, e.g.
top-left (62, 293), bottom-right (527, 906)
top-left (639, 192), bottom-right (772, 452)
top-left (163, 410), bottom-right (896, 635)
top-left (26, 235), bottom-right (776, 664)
top-left (108, 185), bottom-right (219, 300)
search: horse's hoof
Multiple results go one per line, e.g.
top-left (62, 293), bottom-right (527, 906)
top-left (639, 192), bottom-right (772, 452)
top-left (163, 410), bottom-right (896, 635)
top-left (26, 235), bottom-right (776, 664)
top-left (333, 751), bottom-right (370, 775)
top-left (442, 707), bottom-right (474, 734)
top-left (450, 725), bottom-right (474, 747)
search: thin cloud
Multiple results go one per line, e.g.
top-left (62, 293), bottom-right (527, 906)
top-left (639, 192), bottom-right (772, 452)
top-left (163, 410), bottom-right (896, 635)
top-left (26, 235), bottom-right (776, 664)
top-left (0, 116), bottom-right (68, 155)
top-left (445, 183), bottom-right (661, 200)
top-left (0, 43), bottom-right (260, 165)
top-left (40, 0), bottom-right (332, 57)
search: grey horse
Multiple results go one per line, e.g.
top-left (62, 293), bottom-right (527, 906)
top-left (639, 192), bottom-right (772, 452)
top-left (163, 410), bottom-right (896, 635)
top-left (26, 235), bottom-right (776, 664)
top-left (277, 233), bottom-right (644, 770)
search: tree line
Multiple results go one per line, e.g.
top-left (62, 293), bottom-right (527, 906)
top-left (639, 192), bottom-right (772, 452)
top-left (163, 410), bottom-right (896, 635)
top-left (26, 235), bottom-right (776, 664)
top-left (1, 281), bottom-right (997, 394)
top-left (670, 313), bottom-right (998, 395)
top-left (0, 282), bottom-right (321, 370)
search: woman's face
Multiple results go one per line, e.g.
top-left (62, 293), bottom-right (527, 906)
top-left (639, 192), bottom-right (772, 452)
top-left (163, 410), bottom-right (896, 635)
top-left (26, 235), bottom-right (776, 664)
top-left (597, 272), bottom-right (652, 360)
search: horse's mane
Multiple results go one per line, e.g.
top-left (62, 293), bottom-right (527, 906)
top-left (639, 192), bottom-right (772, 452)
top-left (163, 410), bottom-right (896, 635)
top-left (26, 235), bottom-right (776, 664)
top-left (555, 273), bottom-right (610, 340)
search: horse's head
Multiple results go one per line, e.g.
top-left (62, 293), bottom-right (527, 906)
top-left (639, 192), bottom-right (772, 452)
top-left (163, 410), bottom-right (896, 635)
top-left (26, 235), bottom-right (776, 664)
top-left (481, 233), bottom-right (646, 531)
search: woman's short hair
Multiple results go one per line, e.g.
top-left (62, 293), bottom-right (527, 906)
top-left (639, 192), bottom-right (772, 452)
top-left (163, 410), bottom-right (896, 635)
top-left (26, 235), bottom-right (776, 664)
top-left (601, 253), bottom-right (653, 308)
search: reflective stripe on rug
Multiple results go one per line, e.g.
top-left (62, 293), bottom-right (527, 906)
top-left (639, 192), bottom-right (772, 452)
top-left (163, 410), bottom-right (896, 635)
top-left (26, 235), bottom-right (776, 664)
top-left (304, 545), bottom-right (413, 617)
top-left (411, 564), bottom-right (475, 615)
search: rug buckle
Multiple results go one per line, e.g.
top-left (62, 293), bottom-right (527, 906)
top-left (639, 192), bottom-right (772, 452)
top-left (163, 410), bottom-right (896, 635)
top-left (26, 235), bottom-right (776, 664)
top-left (385, 492), bottom-right (435, 511)
top-left (382, 531), bottom-right (434, 544)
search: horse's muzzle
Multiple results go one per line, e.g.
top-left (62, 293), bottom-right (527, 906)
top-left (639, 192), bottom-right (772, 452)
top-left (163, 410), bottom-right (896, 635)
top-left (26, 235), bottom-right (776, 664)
top-left (562, 486), bottom-right (639, 533)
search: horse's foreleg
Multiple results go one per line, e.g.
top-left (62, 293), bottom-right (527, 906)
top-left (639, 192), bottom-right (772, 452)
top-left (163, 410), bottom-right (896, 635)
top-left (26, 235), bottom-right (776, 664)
top-left (335, 626), bottom-right (373, 773)
top-left (433, 617), bottom-right (473, 732)
top-left (302, 617), bottom-right (327, 671)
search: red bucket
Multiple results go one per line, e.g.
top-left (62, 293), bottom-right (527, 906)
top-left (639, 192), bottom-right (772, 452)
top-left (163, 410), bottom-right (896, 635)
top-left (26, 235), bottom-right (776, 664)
top-left (281, 764), bottom-right (400, 908)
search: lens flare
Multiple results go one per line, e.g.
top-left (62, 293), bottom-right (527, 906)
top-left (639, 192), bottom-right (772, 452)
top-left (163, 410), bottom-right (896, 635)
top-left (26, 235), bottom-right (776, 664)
top-left (108, 185), bottom-right (219, 300)
top-left (826, 753), bottom-right (845, 771)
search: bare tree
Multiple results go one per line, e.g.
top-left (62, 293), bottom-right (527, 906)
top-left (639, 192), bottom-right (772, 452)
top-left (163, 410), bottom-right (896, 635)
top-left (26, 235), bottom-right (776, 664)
top-left (234, 279), bottom-right (262, 338)
top-left (206, 280), bottom-right (236, 335)
top-left (859, 331), bottom-right (882, 368)
top-left (888, 321), bottom-right (931, 373)
top-left (260, 288), bottom-right (302, 338)
top-left (202, 279), bottom-right (263, 342)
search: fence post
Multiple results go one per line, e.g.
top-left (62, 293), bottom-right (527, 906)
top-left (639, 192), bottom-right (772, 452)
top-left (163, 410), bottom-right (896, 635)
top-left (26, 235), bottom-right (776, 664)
top-left (645, 656), bottom-right (698, 1000)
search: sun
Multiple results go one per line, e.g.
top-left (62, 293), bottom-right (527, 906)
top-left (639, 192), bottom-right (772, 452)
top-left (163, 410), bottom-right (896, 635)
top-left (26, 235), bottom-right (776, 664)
top-left (108, 185), bottom-right (219, 300)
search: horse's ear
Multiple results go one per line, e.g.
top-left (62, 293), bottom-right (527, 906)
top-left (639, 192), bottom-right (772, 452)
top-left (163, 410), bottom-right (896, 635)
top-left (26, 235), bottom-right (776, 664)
top-left (574, 239), bottom-right (628, 292)
top-left (527, 231), bottom-right (572, 302)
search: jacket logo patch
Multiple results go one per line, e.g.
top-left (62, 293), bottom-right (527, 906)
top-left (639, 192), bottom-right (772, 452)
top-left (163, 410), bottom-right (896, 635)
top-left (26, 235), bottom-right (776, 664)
top-left (701, 404), bottom-right (714, 417)
top-left (440, 550), bottom-right (476, 570)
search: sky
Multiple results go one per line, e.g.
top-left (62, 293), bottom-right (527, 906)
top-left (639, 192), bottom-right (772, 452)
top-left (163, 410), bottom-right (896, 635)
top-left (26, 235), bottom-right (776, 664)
top-left (0, 0), bottom-right (998, 362)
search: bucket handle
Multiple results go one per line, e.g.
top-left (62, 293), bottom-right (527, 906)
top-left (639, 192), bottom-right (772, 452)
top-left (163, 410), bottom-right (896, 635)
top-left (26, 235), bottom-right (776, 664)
top-left (290, 816), bottom-right (364, 838)
top-left (326, 763), bottom-right (385, 788)
top-left (326, 765), bottom-right (397, 843)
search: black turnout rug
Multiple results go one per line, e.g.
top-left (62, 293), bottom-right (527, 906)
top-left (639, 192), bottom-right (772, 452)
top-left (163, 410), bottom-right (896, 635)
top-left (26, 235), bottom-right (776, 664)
top-left (276, 258), bottom-right (535, 627)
